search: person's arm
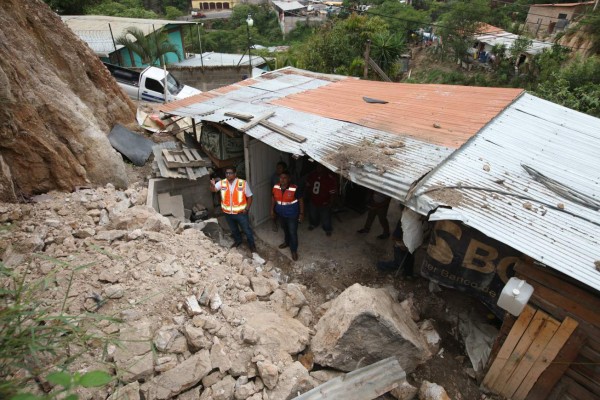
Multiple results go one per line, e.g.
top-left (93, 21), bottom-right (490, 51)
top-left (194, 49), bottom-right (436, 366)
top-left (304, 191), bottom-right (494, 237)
top-left (244, 195), bottom-right (253, 213)
top-left (210, 179), bottom-right (219, 193)
top-left (271, 194), bottom-right (276, 219)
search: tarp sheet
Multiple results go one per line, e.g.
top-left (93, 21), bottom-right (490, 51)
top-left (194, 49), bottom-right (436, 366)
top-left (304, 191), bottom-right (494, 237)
top-left (108, 124), bottom-right (155, 166)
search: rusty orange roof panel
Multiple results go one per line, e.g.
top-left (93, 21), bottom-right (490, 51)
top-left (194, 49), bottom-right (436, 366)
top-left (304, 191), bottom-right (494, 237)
top-left (271, 80), bottom-right (523, 148)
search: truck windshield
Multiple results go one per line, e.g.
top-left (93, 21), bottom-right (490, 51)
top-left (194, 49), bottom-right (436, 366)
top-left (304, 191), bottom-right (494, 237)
top-left (165, 74), bottom-right (184, 95)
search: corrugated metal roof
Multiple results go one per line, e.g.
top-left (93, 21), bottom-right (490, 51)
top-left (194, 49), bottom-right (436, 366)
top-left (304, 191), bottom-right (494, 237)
top-left (530, 1), bottom-right (594, 7)
top-left (407, 94), bottom-right (600, 292)
top-left (475, 32), bottom-right (553, 55)
top-left (293, 356), bottom-right (407, 400)
top-left (273, 1), bottom-right (306, 11)
top-left (273, 80), bottom-right (523, 148)
top-left (61, 15), bottom-right (193, 56)
top-left (160, 67), bottom-right (453, 201)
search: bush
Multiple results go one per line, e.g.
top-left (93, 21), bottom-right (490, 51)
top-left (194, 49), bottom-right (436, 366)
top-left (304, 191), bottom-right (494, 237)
top-left (0, 260), bottom-right (115, 399)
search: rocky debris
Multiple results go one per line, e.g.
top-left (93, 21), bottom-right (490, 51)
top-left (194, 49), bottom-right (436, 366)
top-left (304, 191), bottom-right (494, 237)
top-left (257, 360), bottom-right (279, 390)
top-left (390, 381), bottom-right (418, 400)
top-left (108, 381), bottom-right (141, 400)
top-left (266, 361), bottom-right (317, 400)
top-left (311, 283), bottom-right (431, 372)
top-left (114, 320), bottom-right (154, 383)
top-left (211, 375), bottom-right (236, 400)
top-left (419, 320), bottom-right (442, 355)
top-left (418, 380), bottom-right (451, 400)
top-left (144, 349), bottom-right (212, 400)
top-left (250, 276), bottom-right (278, 297)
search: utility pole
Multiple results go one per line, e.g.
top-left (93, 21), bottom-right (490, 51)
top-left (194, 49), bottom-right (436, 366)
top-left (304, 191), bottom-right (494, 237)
top-left (197, 23), bottom-right (204, 68)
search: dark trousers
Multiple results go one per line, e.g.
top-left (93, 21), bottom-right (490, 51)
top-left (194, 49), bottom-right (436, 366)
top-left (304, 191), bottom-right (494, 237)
top-left (363, 204), bottom-right (390, 235)
top-left (309, 204), bottom-right (332, 233)
top-left (377, 246), bottom-right (414, 276)
top-left (279, 215), bottom-right (299, 252)
top-left (225, 213), bottom-right (255, 247)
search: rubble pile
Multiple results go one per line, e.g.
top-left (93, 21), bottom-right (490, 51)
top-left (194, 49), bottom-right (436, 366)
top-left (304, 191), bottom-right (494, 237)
top-left (0, 183), bottom-right (445, 400)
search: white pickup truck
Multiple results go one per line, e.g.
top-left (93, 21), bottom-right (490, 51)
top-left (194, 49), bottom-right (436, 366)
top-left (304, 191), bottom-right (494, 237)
top-left (103, 62), bottom-right (201, 103)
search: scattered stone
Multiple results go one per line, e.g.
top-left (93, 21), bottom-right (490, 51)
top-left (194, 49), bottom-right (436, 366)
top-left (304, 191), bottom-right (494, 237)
top-left (238, 290), bottom-right (257, 304)
top-left (183, 324), bottom-right (211, 352)
top-left (210, 292), bottom-right (223, 311)
top-left (184, 295), bottom-right (203, 316)
top-left (241, 326), bottom-right (258, 345)
top-left (250, 276), bottom-right (278, 297)
top-left (145, 349), bottom-right (212, 400)
top-left (74, 227), bottom-right (95, 239)
top-left (252, 252), bottom-right (266, 265)
top-left (256, 361), bottom-right (278, 390)
top-left (311, 284), bottom-right (430, 372)
top-left (95, 229), bottom-right (127, 242)
top-left (390, 381), bottom-right (418, 400)
top-left (210, 337), bottom-right (232, 373)
top-left (298, 351), bottom-right (314, 371)
top-left (296, 306), bottom-right (313, 327)
top-left (399, 297), bottom-right (420, 322)
top-left (419, 320), bottom-right (442, 355)
top-left (266, 361), bottom-right (316, 400)
top-left (103, 284), bottom-right (124, 299)
top-left (239, 302), bottom-right (310, 355)
top-left (418, 380), bottom-right (451, 400)
top-left (107, 381), bottom-right (141, 400)
top-left (234, 378), bottom-right (257, 400)
top-left (211, 375), bottom-right (236, 400)
top-left (202, 371), bottom-right (225, 388)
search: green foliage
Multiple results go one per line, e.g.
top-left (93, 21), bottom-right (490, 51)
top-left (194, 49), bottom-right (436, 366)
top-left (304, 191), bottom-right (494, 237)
top-left (369, 1), bottom-right (430, 35)
top-left (0, 261), bottom-right (116, 399)
top-left (296, 13), bottom-right (404, 77)
top-left (437, 0), bottom-right (491, 61)
top-left (164, 6), bottom-right (183, 20)
top-left (85, 0), bottom-right (159, 18)
top-left (116, 26), bottom-right (181, 66)
top-left (533, 56), bottom-right (600, 117)
top-left (44, 0), bottom-right (100, 14)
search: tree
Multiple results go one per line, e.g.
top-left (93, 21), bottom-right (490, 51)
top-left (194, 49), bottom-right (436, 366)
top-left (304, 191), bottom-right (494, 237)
top-left (85, 0), bottom-right (159, 18)
top-left (436, 0), bottom-right (491, 61)
top-left (44, 0), bottom-right (100, 14)
top-left (116, 26), bottom-right (181, 66)
top-left (164, 5), bottom-right (183, 20)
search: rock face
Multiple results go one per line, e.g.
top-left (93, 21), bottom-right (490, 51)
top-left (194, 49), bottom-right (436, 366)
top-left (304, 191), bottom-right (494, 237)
top-left (311, 283), bottom-right (430, 372)
top-left (0, 0), bottom-right (135, 202)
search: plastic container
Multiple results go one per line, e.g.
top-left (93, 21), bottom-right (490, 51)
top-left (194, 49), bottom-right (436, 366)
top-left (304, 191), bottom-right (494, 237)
top-left (497, 277), bottom-right (534, 316)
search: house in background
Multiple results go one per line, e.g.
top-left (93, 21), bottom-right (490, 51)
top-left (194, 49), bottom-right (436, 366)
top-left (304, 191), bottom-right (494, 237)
top-left (62, 15), bottom-right (194, 67)
top-left (191, 0), bottom-right (237, 11)
top-left (525, 1), bottom-right (595, 38)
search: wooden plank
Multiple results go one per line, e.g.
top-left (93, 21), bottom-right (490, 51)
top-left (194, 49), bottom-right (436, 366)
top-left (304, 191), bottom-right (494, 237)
top-left (185, 167), bottom-right (195, 180)
top-left (224, 111), bottom-right (254, 121)
top-left (505, 316), bottom-right (560, 399)
top-left (483, 305), bottom-right (536, 389)
top-left (162, 149), bottom-right (175, 163)
top-left (183, 148), bottom-right (194, 162)
top-left (190, 149), bottom-right (202, 160)
top-left (486, 314), bottom-right (517, 372)
top-left (565, 363), bottom-right (600, 396)
top-left (524, 319), bottom-right (583, 400)
top-left (494, 310), bottom-right (549, 395)
top-left (516, 263), bottom-right (600, 317)
top-left (527, 280), bottom-right (600, 328)
top-left (559, 375), bottom-right (597, 400)
top-left (260, 120), bottom-right (307, 143)
top-left (238, 111), bottom-right (275, 132)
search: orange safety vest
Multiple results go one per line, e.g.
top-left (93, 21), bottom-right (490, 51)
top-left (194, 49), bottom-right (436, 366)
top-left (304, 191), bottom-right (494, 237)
top-left (220, 178), bottom-right (248, 214)
top-left (272, 184), bottom-right (298, 205)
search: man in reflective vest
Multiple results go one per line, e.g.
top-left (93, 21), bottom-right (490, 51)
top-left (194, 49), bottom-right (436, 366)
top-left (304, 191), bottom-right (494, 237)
top-left (210, 166), bottom-right (257, 253)
top-left (271, 170), bottom-right (304, 261)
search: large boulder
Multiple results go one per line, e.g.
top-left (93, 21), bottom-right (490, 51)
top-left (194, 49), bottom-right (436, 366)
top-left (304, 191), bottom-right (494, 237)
top-left (311, 284), bottom-right (430, 372)
top-left (0, 0), bottom-right (135, 202)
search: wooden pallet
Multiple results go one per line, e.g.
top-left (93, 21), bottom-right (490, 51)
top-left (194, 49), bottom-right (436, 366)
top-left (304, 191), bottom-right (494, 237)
top-left (162, 148), bottom-right (210, 169)
top-left (483, 305), bottom-right (579, 400)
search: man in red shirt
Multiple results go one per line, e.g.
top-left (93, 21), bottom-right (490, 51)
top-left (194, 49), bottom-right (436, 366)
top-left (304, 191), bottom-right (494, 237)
top-left (305, 164), bottom-right (337, 236)
top-left (271, 171), bottom-right (304, 261)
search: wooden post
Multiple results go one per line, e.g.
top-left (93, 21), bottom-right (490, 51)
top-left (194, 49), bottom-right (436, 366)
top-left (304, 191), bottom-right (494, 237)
top-left (364, 39), bottom-right (371, 79)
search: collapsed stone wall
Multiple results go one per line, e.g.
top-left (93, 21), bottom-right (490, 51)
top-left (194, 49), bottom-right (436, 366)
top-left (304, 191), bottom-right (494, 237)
top-left (0, 0), bottom-right (135, 202)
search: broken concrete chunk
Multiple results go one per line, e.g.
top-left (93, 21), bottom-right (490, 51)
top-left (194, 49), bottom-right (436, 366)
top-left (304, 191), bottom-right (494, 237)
top-left (107, 381), bottom-right (141, 400)
top-left (145, 349), bottom-right (212, 400)
top-left (211, 375), bottom-right (236, 400)
top-left (256, 361), bottom-right (278, 390)
top-left (202, 371), bottom-right (225, 388)
top-left (153, 327), bottom-right (180, 352)
top-left (210, 337), bottom-right (232, 374)
top-left (311, 284), bottom-right (430, 372)
top-left (103, 284), bottom-right (124, 299)
top-left (184, 295), bottom-right (203, 316)
top-left (266, 361), bottom-right (316, 400)
top-left (418, 380), bottom-right (451, 400)
top-left (183, 324), bottom-right (211, 352)
top-left (419, 319), bottom-right (442, 355)
top-left (390, 381), bottom-right (418, 400)
top-left (250, 276), bottom-right (278, 297)
top-left (399, 297), bottom-right (420, 322)
top-left (309, 369), bottom-right (345, 383)
top-left (296, 306), bottom-right (313, 327)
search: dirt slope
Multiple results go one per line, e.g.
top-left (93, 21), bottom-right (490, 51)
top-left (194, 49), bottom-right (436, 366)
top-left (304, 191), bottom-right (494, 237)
top-left (0, 0), bottom-right (136, 202)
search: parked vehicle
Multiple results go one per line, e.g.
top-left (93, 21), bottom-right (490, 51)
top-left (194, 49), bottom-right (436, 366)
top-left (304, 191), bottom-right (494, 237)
top-left (191, 10), bottom-right (206, 18)
top-left (103, 62), bottom-right (201, 103)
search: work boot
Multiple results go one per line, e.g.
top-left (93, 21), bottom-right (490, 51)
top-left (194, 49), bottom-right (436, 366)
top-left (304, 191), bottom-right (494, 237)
top-left (249, 245), bottom-right (257, 253)
top-left (292, 252), bottom-right (298, 261)
top-left (377, 233), bottom-right (390, 240)
top-left (278, 243), bottom-right (289, 249)
top-left (230, 241), bottom-right (241, 249)
top-left (357, 228), bottom-right (369, 234)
